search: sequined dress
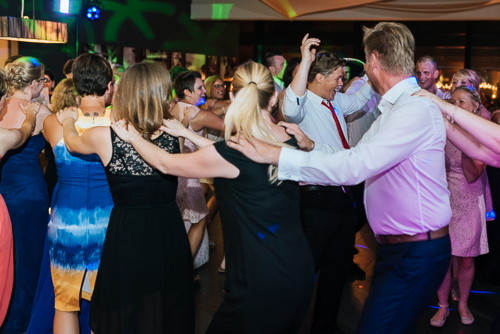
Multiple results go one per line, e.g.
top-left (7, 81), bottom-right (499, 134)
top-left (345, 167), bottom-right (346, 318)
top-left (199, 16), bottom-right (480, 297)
top-left (445, 140), bottom-right (491, 257)
top-left (89, 128), bottom-right (194, 334)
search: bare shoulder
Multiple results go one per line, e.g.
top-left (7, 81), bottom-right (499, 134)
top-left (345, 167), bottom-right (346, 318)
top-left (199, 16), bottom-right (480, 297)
top-left (85, 125), bottom-right (111, 140)
top-left (38, 105), bottom-right (53, 119)
top-left (43, 113), bottom-right (59, 130)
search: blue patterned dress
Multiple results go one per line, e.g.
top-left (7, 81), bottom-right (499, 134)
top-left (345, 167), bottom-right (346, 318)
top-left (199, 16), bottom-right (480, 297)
top-left (48, 135), bottom-right (113, 310)
top-left (27, 111), bottom-right (113, 334)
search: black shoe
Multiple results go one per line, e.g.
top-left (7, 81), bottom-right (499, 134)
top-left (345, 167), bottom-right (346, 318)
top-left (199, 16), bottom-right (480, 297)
top-left (349, 262), bottom-right (366, 280)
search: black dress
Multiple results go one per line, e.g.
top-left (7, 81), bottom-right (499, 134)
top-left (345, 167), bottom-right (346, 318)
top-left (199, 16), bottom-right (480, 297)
top-left (207, 138), bottom-right (315, 334)
top-left (89, 129), bottom-right (194, 334)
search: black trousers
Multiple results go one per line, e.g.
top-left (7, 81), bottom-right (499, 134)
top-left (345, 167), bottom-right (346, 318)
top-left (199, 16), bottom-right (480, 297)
top-left (300, 186), bottom-right (357, 334)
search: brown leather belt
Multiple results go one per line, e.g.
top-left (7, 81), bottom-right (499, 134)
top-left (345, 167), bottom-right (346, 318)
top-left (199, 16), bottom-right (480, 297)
top-left (375, 226), bottom-right (449, 245)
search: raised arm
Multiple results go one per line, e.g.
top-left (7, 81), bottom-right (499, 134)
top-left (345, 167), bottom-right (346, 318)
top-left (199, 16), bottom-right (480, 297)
top-left (334, 81), bottom-right (375, 116)
top-left (415, 89), bottom-right (500, 158)
top-left (282, 34), bottom-right (320, 124)
top-left (111, 121), bottom-right (238, 179)
top-left (160, 119), bottom-right (215, 149)
top-left (0, 102), bottom-right (39, 157)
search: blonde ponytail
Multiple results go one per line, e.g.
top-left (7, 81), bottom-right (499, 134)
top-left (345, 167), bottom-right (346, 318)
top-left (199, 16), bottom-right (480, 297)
top-left (224, 61), bottom-right (294, 183)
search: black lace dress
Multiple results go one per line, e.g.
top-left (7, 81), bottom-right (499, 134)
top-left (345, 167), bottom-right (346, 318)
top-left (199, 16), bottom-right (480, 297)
top-left (89, 129), bottom-right (194, 334)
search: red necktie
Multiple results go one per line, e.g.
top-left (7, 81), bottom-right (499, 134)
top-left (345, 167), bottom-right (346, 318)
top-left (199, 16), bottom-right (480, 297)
top-left (321, 101), bottom-right (350, 149)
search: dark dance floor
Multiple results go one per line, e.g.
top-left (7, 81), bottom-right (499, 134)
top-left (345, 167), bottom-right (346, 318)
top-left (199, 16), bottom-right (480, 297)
top-left (195, 214), bottom-right (500, 333)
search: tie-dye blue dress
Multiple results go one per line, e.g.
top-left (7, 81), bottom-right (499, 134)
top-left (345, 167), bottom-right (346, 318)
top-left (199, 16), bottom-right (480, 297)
top-left (47, 131), bottom-right (113, 311)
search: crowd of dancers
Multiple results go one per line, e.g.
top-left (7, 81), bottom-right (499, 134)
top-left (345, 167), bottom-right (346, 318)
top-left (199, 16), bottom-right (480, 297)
top-left (0, 21), bottom-right (499, 334)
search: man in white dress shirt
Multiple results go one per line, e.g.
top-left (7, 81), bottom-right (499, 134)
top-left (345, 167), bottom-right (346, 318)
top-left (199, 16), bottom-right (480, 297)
top-left (228, 22), bottom-right (452, 333)
top-left (281, 36), bottom-right (375, 334)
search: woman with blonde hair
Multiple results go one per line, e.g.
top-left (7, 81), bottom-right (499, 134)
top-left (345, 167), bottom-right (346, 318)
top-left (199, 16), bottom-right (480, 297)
top-left (50, 78), bottom-right (79, 113)
top-left (0, 56), bottom-right (52, 333)
top-left (450, 69), bottom-right (490, 120)
top-left (446, 69), bottom-right (492, 303)
top-left (429, 86), bottom-right (491, 327)
top-left (56, 62), bottom-right (194, 333)
top-left (109, 61), bottom-right (315, 333)
top-left (44, 78), bottom-right (80, 201)
top-left (0, 68), bottom-right (40, 327)
top-left (200, 75), bottom-right (230, 265)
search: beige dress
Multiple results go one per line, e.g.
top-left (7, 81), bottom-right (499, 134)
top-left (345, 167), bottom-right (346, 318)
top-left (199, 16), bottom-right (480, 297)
top-left (445, 140), bottom-right (491, 257)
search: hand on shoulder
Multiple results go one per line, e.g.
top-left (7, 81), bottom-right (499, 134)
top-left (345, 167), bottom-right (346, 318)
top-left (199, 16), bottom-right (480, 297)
top-left (56, 107), bottom-right (79, 125)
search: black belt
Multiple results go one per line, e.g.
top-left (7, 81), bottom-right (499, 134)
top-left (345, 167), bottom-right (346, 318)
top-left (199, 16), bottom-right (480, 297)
top-left (300, 185), bottom-right (347, 193)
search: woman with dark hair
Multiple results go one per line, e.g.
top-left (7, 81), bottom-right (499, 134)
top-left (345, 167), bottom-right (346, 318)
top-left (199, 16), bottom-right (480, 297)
top-left (57, 62), bottom-right (194, 333)
top-left (28, 53), bottom-right (116, 334)
top-left (0, 56), bottom-right (52, 333)
top-left (43, 69), bottom-right (55, 102)
top-left (282, 57), bottom-right (301, 89)
top-left (0, 69), bottom-right (40, 327)
top-left (109, 61), bottom-right (315, 333)
top-left (171, 71), bottom-right (225, 270)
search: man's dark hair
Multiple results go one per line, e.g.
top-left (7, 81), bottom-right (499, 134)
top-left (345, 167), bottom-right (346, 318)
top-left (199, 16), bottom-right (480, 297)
top-left (44, 69), bottom-right (55, 82)
top-left (264, 52), bottom-right (282, 69)
top-left (63, 59), bottom-right (75, 76)
top-left (4, 55), bottom-right (23, 67)
top-left (307, 51), bottom-right (346, 83)
top-left (283, 57), bottom-right (301, 88)
top-left (72, 54), bottom-right (113, 97)
top-left (170, 66), bottom-right (190, 81)
top-left (174, 71), bottom-right (202, 99)
top-left (345, 59), bottom-right (365, 79)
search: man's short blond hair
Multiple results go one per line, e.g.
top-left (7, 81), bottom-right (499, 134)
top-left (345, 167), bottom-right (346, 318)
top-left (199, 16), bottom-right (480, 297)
top-left (363, 22), bottom-right (415, 77)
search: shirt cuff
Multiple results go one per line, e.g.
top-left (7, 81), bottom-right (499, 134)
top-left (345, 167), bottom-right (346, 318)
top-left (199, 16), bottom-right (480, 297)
top-left (277, 147), bottom-right (305, 181)
top-left (285, 86), bottom-right (306, 105)
top-left (358, 81), bottom-right (375, 100)
top-left (313, 142), bottom-right (342, 154)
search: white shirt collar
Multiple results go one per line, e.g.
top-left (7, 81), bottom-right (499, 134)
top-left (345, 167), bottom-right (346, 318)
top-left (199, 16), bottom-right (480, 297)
top-left (381, 76), bottom-right (419, 105)
top-left (306, 89), bottom-right (328, 105)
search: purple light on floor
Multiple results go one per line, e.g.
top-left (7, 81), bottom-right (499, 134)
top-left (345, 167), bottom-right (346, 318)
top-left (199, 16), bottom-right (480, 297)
top-left (470, 290), bottom-right (500, 294)
top-left (355, 244), bottom-right (369, 249)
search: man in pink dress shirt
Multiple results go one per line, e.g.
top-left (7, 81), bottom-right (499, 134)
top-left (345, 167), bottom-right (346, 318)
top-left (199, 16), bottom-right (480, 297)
top-left (228, 22), bottom-right (452, 333)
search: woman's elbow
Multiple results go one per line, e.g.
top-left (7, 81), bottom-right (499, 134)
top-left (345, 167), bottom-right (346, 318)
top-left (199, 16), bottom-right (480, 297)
top-left (156, 160), bottom-right (171, 174)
